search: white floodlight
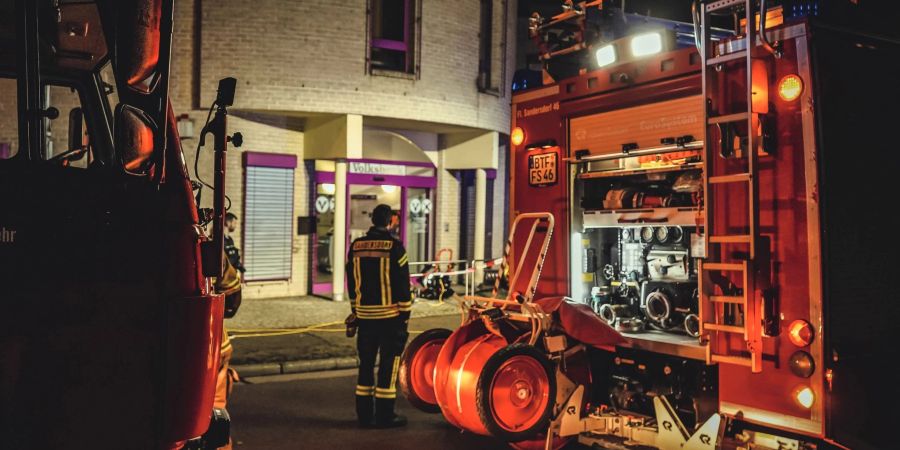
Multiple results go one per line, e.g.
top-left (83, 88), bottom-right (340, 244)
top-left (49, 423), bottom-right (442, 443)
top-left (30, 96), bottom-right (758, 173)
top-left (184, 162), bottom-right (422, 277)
top-left (595, 44), bottom-right (617, 68)
top-left (630, 32), bottom-right (663, 57)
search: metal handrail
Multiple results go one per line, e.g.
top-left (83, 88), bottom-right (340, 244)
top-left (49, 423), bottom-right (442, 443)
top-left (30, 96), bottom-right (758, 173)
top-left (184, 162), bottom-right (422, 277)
top-left (566, 141), bottom-right (704, 163)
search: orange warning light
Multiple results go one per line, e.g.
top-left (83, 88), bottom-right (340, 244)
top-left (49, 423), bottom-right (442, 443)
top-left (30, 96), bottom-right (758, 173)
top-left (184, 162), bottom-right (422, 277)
top-left (511, 127), bottom-right (526, 146)
top-left (788, 319), bottom-right (814, 347)
top-left (778, 74), bottom-right (804, 102)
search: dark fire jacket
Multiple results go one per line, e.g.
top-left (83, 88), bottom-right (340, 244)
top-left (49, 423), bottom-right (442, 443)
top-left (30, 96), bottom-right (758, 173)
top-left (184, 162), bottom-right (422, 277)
top-left (346, 227), bottom-right (412, 320)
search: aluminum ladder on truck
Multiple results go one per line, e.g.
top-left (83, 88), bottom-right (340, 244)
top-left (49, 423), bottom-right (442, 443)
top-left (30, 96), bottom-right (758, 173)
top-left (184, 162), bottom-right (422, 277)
top-left (697, 0), bottom-right (779, 374)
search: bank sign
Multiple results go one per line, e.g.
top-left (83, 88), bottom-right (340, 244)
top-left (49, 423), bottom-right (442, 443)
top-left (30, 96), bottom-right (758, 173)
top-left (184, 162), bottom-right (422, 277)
top-left (349, 162), bottom-right (407, 176)
top-left (528, 151), bottom-right (558, 187)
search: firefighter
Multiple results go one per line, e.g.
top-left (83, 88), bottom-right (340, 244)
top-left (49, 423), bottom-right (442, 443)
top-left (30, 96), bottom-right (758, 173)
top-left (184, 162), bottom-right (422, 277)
top-left (224, 213), bottom-right (245, 273)
top-left (346, 204), bottom-right (412, 428)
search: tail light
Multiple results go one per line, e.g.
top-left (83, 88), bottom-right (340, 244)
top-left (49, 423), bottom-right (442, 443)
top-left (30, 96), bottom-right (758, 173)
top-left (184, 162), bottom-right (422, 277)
top-left (788, 319), bottom-right (814, 347)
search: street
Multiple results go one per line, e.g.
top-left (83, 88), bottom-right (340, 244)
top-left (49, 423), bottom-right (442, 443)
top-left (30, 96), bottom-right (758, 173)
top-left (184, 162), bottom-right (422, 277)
top-left (227, 369), bottom-right (517, 450)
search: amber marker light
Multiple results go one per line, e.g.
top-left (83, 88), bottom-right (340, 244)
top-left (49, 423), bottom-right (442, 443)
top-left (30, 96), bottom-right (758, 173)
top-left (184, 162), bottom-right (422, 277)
top-left (793, 386), bottom-right (815, 409)
top-left (788, 319), bottom-right (814, 347)
top-left (778, 74), bottom-right (804, 101)
top-left (511, 127), bottom-right (526, 146)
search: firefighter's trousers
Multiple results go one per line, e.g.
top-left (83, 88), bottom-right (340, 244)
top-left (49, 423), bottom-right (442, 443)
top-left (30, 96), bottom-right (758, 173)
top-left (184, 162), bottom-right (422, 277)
top-left (355, 319), bottom-right (409, 424)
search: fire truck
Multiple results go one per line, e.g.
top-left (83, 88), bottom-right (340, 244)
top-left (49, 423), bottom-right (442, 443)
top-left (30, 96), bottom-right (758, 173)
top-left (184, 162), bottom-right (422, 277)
top-left (1, 1), bottom-right (234, 448)
top-left (400, 1), bottom-right (900, 449)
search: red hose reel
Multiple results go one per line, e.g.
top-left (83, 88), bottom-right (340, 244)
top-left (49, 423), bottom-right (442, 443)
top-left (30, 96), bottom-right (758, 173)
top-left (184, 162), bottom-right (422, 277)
top-left (399, 213), bottom-right (623, 449)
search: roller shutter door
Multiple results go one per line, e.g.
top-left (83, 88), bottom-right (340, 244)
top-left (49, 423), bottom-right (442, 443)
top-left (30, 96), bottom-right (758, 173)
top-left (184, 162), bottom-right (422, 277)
top-left (243, 165), bottom-right (294, 281)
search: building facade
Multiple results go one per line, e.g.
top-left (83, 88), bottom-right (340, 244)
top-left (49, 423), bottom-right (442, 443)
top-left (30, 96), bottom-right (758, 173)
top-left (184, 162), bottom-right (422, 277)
top-left (170, 0), bottom-right (516, 300)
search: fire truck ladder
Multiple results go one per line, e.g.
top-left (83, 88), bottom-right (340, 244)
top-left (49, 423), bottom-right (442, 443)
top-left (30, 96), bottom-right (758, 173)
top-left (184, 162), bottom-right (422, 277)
top-left (697, 0), bottom-right (778, 373)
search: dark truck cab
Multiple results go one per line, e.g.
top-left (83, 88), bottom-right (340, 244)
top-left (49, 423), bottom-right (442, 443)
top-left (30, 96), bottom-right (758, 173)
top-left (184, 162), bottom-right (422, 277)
top-left (0, 1), bottom-right (229, 448)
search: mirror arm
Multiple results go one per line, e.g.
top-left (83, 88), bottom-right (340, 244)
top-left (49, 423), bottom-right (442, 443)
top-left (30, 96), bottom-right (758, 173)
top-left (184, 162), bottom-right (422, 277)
top-left (200, 106), bottom-right (228, 278)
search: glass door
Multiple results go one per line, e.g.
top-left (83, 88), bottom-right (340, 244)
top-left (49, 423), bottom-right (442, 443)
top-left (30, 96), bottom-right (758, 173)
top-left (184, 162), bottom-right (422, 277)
top-left (349, 184), bottom-right (402, 242)
top-left (405, 188), bottom-right (432, 266)
top-left (312, 182), bottom-right (336, 294)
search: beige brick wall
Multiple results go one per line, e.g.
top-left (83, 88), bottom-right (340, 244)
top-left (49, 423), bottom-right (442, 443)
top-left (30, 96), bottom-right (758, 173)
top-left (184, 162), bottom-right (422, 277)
top-left (196, 0), bottom-right (514, 133)
top-left (491, 143), bottom-right (508, 259)
top-left (434, 162), bottom-right (460, 260)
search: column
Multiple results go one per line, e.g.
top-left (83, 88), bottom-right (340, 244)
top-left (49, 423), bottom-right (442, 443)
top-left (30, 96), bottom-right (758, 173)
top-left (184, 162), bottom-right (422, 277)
top-left (473, 168), bottom-right (487, 284)
top-left (332, 159), bottom-right (348, 301)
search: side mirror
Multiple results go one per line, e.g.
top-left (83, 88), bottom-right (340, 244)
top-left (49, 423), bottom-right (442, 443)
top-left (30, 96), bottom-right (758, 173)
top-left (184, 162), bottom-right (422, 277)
top-left (114, 104), bottom-right (156, 174)
top-left (67, 107), bottom-right (84, 153)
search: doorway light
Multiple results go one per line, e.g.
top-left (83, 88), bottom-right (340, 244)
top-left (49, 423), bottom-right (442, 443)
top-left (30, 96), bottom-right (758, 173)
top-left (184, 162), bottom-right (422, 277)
top-left (382, 185), bottom-right (397, 194)
top-left (321, 183), bottom-right (335, 195)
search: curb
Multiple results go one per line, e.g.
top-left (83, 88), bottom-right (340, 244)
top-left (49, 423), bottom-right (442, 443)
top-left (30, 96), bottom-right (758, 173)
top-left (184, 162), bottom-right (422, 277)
top-left (234, 356), bottom-right (359, 378)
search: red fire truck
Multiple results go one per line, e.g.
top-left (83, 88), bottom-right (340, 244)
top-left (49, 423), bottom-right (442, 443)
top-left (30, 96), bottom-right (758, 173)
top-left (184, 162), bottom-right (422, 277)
top-left (400, 1), bottom-right (899, 449)
top-left (510, 1), bottom-right (899, 449)
top-left (1, 1), bottom-right (234, 448)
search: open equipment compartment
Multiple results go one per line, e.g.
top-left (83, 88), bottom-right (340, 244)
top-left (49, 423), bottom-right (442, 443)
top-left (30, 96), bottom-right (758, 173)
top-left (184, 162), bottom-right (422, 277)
top-left (568, 87), bottom-right (708, 362)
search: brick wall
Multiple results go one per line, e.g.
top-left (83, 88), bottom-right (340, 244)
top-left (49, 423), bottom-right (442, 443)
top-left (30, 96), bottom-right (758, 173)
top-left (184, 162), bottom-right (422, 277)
top-left (434, 164), bottom-right (460, 262)
top-left (491, 142), bottom-right (508, 259)
top-left (196, 0), bottom-right (513, 133)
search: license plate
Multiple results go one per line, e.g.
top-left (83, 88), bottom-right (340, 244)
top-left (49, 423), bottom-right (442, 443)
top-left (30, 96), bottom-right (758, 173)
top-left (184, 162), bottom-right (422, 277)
top-left (528, 152), bottom-right (557, 187)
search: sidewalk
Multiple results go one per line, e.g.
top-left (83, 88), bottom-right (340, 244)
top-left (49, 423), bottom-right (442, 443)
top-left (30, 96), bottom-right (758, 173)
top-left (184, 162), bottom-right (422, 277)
top-left (227, 295), bottom-right (462, 377)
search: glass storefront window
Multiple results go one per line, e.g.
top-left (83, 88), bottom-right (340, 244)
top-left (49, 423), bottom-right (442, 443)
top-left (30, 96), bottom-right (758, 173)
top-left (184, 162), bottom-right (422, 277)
top-left (349, 184), bottom-right (401, 242)
top-left (405, 188), bottom-right (431, 266)
top-left (312, 183), bottom-right (336, 292)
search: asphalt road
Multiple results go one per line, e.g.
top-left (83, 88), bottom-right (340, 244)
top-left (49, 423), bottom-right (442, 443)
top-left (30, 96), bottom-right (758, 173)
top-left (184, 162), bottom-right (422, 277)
top-left (227, 369), bottom-right (518, 450)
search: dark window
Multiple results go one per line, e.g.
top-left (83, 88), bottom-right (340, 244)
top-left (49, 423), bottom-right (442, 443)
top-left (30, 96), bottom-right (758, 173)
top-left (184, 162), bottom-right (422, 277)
top-left (368, 0), bottom-right (419, 75)
top-left (0, 78), bottom-right (18, 159)
top-left (0, 77), bottom-right (93, 167)
top-left (477, 0), bottom-right (507, 95)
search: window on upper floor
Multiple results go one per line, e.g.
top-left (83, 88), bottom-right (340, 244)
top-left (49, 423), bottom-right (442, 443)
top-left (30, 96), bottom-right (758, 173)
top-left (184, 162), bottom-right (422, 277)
top-left (478, 0), bottom-right (508, 96)
top-left (367, 0), bottom-right (420, 77)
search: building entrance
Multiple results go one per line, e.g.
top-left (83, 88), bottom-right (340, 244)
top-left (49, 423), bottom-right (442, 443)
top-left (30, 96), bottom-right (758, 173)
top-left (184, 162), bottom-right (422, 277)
top-left (311, 160), bottom-right (436, 297)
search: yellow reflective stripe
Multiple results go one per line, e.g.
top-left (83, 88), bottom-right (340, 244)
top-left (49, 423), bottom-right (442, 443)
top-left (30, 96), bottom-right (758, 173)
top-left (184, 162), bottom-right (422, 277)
top-left (356, 385), bottom-right (375, 396)
top-left (355, 305), bottom-right (399, 310)
top-left (398, 254), bottom-right (408, 266)
top-left (380, 259), bottom-right (387, 306)
top-left (356, 311), bottom-right (400, 319)
top-left (375, 387), bottom-right (397, 399)
top-left (389, 356), bottom-right (400, 391)
top-left (354, 257), bottom-right (362, 305)
top-left (385, 258), bottom-right (392, 304)
top-left (356, 309), bottom-right (399, 316)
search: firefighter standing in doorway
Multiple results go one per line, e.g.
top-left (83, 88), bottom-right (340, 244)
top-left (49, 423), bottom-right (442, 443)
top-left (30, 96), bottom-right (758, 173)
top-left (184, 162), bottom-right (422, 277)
top-left (346, 204), bottom-right (412, 428)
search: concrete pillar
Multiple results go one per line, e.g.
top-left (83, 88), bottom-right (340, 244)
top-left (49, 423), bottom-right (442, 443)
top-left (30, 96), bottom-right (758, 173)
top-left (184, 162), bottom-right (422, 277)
top-left (332, 160), bottom-right (348, 301)
top-left (473, 168), bottom-right (488, 284)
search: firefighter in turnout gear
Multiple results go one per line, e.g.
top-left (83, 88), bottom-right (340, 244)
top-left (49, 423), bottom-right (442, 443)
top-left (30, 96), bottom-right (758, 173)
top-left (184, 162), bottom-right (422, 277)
top-left (346, 204), bottom-right (412, 428)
